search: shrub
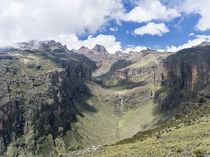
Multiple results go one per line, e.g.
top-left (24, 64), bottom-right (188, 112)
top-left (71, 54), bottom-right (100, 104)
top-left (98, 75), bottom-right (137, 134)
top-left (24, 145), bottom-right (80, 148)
top-left (68, 144), bottom-right (83, 151)
top-left (193, 149), bottom-right (203, 157)
top-left (156, 134), bottom-right (161, 139)
top-left (175, 147), bottom-right (182, 153)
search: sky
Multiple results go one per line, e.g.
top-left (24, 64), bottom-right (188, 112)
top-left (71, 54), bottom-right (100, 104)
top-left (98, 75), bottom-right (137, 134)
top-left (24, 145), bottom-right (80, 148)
top-left (0, 0), bottom-right (210, 53)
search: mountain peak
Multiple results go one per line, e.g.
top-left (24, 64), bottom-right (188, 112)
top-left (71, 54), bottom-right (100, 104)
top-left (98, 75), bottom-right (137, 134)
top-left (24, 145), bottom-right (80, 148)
top-left (92, 44), bottom-right (108, 54)
top-left (198, 41), bottom-right (210, 47)
top-left (17, 40), bottom-right (67, 51)
top-left (79, 46), bottom-right (89, 51)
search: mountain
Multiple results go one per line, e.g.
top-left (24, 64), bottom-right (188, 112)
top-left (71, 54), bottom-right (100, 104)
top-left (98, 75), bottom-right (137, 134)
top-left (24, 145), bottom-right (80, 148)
top-left (73, 98), bottom-right (210, 157)
top-left (17, 40), bottom-right (97, 71)
top-left (156, 44), bottom-right (210, 111)
top-left (73, 44), bottom-right (110, 67)
top-left (0, 41), bottom-right (96, 156)
top-left (0, 41), bottom-right (209, 157)
top-left (92, 44), bottom-right (108, 55)
top-left (64, 43), bottom-right (210, 157)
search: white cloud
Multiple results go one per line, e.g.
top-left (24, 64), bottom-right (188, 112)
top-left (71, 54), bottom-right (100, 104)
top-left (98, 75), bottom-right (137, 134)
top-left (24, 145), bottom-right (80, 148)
top-left (158, 0), bottom-right (210, 31)
top-left (167, 34), bottom-right (210, 52)
top-left (52, 34), bottom-right (122, 54)
top-left (180, 0), bottom-right (210, 31)
top-left (51, 33), bottom-right (147, 54)
top-left (0, 0), bottom-right (124, 47)
top-left (189, 33), bottom-right (195, 36)
top-left (124, 0), bottom-right (180, 23)
top-left (109, 27), bottom-right (118, 32)
top-left (134, 22), bottom-right (169, 36)
top-left (124, 45), bottom-right (147, 53)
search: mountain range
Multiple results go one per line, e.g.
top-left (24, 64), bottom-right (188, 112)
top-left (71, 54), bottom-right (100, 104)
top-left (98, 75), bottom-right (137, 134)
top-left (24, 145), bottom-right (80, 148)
top-left (0, 40), bottom-right (209, 157)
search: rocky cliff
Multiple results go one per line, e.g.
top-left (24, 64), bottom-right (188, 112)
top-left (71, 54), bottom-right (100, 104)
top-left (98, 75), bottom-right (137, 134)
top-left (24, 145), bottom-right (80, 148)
top-left (96, 50), bottom-right (170, 89)
top-left (156, 44), bottom-right (210, 111)
top-left (162, 46), bottom-right (210, 90)
top-left (1, 41), bottom-right (210, 157)
top-left (0, 42), bottom-right (92, 156)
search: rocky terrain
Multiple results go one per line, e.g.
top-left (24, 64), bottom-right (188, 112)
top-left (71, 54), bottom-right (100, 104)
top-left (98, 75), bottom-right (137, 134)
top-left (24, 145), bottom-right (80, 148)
top-left (0, 41), bottom-right (209, 157)
top-left (76, 95), bottom-right (210, 157)
top-left (73, 44), bottom-right (110, 67)
top-left (156, 44), bottom-right (210, 111)
top-left (66, 43), bottom-right (210, 157)
top-left (0, 41), bottom-right (95, 156)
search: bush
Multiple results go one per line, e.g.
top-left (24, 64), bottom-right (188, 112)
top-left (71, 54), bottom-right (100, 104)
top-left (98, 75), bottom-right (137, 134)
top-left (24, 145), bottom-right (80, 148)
top-left (175, 147), bottom-right (182, 153)
top-left (156, 134), bottom-right (161, 139)
top-left (193, 149), bottom-right (203, 157)
top-left (68, 144), bottom-right (83, 151)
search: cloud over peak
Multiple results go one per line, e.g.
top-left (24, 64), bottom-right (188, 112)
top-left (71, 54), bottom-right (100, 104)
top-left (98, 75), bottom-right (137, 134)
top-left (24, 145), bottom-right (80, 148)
top-left (0, 0), bottom-right (124, 47)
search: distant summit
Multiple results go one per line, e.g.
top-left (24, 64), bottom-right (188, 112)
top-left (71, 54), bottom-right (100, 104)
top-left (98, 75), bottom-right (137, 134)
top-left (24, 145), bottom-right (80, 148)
top-left (92, 44), bottom-right (108, 54)
top-left (78, 46), bottom-right (89, 51)
top-left (73, 44), bottom-right (110, 66)
top-left (16, 40), bottom-right (68, 51)
top-left (197, 41), bottom-right (210, 47)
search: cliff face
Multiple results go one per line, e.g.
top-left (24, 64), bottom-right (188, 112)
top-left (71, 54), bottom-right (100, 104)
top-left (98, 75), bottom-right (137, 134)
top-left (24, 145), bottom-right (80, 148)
top-left (156, 45), bottom-right (210, 111)
top-left (17, 40), bottom-right (97, 71)
top-left (162, 47), bottom-right (210, 90)
top-left (0, 44), bottom-right (92, 155)
top-left (96, 50), bottom-right (170, 88)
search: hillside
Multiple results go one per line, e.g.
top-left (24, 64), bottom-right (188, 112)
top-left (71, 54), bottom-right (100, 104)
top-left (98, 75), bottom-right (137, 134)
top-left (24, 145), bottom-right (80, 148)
top-left (77, 101), bottom-right (210, 157)
top-left (0, 41), bottom-right (209, 157)
top-left (0, 41), bottom-right (95, 156)
top-left (65, 44), bottom-right (210, 157)
top-left (61, 48), bottom-right (176, 150)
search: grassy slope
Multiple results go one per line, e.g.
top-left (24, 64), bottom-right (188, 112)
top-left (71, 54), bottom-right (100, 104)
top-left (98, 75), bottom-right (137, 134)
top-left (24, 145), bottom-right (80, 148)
top-left (1, 49), bottom-right (173, 156)
top-left (121, 51), bottom-right (169, 70)
top-left (116, 100), bottom-right (176, 140)
top-left (63, 51), bottom-right (174, 150)
top-left (80, 103), bottom-right (210, 157)
top-left (0, 49), bottom-right (85, 157)
top-left (65, 82), bottom-right (175, 149)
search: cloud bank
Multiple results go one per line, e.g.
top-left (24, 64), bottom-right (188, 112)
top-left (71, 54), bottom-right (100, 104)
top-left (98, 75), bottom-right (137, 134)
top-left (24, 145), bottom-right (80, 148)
top-left (167, 34), bottom-right (210, 52)
top-left (0, 0), bottom-right (124, 47)
top-left (52, 34), bottom-right (146, 54)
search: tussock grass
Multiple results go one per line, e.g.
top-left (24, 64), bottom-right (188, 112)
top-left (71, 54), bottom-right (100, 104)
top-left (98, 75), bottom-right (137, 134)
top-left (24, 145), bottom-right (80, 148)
top-left (79, 103), bottom-right (210, 157)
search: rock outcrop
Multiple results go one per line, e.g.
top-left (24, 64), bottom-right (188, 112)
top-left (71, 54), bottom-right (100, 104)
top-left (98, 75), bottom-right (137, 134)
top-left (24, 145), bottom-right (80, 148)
top-left (161, 46), bottom-right (210, 90)
top-left (17, 40), bottom-right (97, 71)
top-left (0, 42), bottom-right (92, 155)
top-left (92, 44), bottom-right (108, 55)
top-left (156, 45), bottom-right (210, 111)
top-left (1, 41), bottom-right (209, 156)
top-left (73, 44), bottom-right (110, 67)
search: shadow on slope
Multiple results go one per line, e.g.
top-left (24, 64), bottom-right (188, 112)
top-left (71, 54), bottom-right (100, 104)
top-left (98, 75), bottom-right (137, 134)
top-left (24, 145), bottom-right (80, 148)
top-left (97, 59), bottom-right (132, 79)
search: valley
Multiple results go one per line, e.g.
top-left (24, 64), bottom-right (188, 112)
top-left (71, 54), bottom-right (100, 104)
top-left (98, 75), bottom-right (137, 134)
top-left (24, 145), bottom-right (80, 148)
top-left (0, 41), bottom-right (209, 157)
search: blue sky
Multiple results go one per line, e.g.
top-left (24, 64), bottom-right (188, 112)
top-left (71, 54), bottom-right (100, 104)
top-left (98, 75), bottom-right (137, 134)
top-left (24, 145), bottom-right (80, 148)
top-left (77, 0), bottom-right (210, 52)
top-left (0, 0), bottom-right (210, 53)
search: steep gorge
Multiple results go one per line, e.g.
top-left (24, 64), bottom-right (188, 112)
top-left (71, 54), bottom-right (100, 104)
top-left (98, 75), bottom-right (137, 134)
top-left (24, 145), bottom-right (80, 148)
top-left (0, 41), bottom-right (209, 157)
top-left (0, 42), bottom-right (94, 156)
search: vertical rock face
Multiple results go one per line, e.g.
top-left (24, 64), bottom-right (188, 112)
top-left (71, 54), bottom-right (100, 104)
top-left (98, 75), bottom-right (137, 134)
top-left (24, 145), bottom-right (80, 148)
top-left (0, 43), bottom-right (92, 155)
top-left (162, 47), bottom-right (210, 90)
top-left (67, 51), bottom-right (97, 71)
top-left (156, 45), bottom-right (210, 111)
